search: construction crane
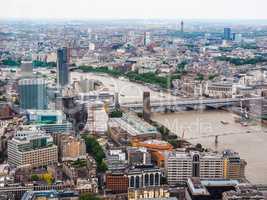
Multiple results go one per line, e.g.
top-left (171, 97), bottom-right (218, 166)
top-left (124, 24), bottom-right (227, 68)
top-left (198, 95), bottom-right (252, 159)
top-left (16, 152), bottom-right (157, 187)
top-left (186, 129), bottom-right (263, 140)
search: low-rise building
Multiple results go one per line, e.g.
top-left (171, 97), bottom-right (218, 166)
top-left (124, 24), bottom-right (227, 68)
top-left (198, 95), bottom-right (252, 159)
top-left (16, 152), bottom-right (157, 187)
top-left (106, 149), bottom-right (127, 170)
top-left (127, 147), bottom-right (151, 166)
top-left (106, 165), bottom-right (161, 193)
top-left (108, 113), bottom-right (160, 145)
top-left (57, 134), bottom-right (87, 162)
top-left (132, 140), bottom-right (173, 168)
top-left (128, 165), bottom-right (161, 189)
top-left (21, 190), bottom-right (79, 200)
top-left (128, 186), bottom-right (170, 200)
top-left (222, 184), bottom-right (264, 200)
top-left (25, 109), bottom-right (73, 134)
top-left (106, 171), bottom-right (129, 194)
top-left (205, 81), bottom-right (233, 98)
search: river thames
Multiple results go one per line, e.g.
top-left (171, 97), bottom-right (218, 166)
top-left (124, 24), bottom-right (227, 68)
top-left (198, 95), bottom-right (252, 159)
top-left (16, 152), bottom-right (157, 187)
top-left (71, 72), bottom-right (267, 184)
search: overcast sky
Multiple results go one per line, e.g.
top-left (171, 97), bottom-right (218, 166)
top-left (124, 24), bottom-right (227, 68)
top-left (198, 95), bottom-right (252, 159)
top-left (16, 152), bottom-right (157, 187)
top-left (0, 0), bottom-right (267, 20)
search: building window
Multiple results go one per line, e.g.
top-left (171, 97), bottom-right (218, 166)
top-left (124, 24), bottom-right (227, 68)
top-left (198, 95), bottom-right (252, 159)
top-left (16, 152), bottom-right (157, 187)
top-left (145, 174), bottom-right (149, 186)
top-left (155, 173), bottom-right (160, 185)
top-left (136, 176), bottom-right (140, 188)
top-left (192, 154), bottom-right (200, 177)
top-left (150, 174), bottom-right (154, 186)
top-left (130, 176), bottom-right (135, 188)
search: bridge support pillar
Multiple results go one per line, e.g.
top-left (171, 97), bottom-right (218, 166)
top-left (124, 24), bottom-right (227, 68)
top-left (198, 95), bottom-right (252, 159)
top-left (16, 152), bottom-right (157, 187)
top-left (143, 91), bottom-right (151, 122)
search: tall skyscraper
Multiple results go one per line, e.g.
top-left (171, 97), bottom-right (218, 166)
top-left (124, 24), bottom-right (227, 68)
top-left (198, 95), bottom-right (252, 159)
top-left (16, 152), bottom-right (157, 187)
top-left (144, 32), bottom-right (151, 46)
top-left (181, 20), bottom-right (184, 33)
top-left (57, 47), bottom-right (69, 87)
top-left (224, 28), bottom-right (232, 40)
top-left (18, 78), bottom-right (48, 109)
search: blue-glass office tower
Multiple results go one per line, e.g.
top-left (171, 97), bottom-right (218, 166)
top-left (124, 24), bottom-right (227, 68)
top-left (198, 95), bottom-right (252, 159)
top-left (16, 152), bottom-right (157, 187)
top-left (57, 47), bottom-right (69, 87)
top-left (18, 78), bottom-right (48, 109)
top-left (224, 28), bottom-right (232, 40)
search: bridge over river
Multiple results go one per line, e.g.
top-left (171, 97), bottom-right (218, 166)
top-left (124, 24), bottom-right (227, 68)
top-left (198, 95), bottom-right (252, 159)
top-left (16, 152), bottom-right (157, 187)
top-left (120, 97), bottom-right (261, 113)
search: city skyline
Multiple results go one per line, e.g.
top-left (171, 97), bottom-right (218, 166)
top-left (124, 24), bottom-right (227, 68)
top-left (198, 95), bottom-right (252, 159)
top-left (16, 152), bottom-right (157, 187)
top-left (1, 1), bottom-right (267, 199)
top-left (1, 0), bottom-right (267, 20)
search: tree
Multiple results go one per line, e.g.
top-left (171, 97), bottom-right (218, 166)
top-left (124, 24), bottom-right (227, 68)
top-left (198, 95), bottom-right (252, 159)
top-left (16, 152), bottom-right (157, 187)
top-left (110, 109), bottom-right (123, 118)
top-left (160, 176), bottom-right (168, 185)
top-left (79, 193), bottom-right (101, 200)
top-left (41, 173), bottom-right (53, 185)
top-left (195, 73), bottom-right (204, 81)
top-left (195, 143), bottom-right (203, 152)
top-left (0, 150), bottom-right (5, 163)
top-left (208, 74), bottom-right (218, 80)
top-left (31, 174), bottom-right (39, 181)
top-left (14, 98), bottom-right (20, 105)
top-left (82, 135), bottom-right (107, 173)
top-left (99, 160), bottom-right (108, 172)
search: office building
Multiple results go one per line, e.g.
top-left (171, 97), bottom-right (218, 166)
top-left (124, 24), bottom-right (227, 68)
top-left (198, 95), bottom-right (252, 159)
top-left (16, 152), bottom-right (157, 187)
top-left (26, 109), bottom-right (65, 124)
top-left (8, 128), bottom-right (58, 167)
top-left (33, 122), bottom-right (73, 134)
top-left (18, 78), bottom-right (48, 110)
top-left (222, 184), bottom-right (264, 200)
top-left (205, 81), bottom-right (233, 98)
top-left (21, 190), bottom-right (79, 200)
top-left (57, 134), bottom-right (87, 161)
top-left (224, 28), bottom-right (232, 40)
top-left (106, 149), bottom-right (127, 170)
top-left (128, 165), bottom-right (161, 189)
top-left (132, 140), bottom-right (173, 168)
top-left (83, 101), bottom-right (109, 134)
top-left (166, 151), bottom-right (224, 185)
top-left (106, 165), bottom-right (161, 194)
top-left (106, 171), bottom-right (129, 194)
top-left (78, 91), bottom-right (114, 105)
top-left (57, 47), bottom-right (69, 87)
top-left (108, 113), bottom-right (160, 146)
top-left (223, 150), bottom-right (246, 180)
top-left (186, 178), bottom-right (211, 200)
top-left (25, 109), bottom-right (73, 134)
top-left (127, 147), bottom-right (151, 166)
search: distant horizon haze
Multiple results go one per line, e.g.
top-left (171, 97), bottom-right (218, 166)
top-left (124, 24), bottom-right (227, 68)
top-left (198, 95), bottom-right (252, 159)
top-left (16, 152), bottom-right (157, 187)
top-left (0, 0), bottom-right (267, 20)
